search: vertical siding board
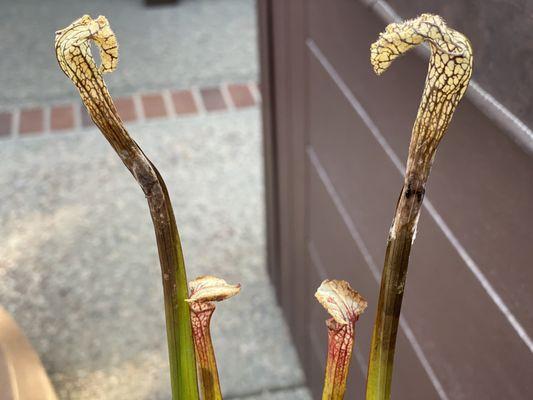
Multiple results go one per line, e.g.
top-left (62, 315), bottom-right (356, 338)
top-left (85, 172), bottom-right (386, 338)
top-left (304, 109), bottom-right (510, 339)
top-left (286, 0), bottom-right (311, 363)
top-left (270, 0), bottom-right (296, 331)
top-left (258, 0), bottom-right (281, 297)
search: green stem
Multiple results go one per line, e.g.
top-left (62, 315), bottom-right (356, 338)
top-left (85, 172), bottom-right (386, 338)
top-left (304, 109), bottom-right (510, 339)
top-left (159, 178), bottom-right (200, 400)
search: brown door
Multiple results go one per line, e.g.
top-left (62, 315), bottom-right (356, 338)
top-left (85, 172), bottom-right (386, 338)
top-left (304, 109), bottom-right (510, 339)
top-left (259, 1), bottom-right (533, 399)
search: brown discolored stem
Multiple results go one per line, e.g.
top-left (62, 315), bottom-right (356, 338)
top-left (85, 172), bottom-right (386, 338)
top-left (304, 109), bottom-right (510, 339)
top-left (190, 302), bottom-right (222, 400)
top-left (54, 15), bottom-right (199, 399)
top-left (366, 14), bottom-right (473, 400)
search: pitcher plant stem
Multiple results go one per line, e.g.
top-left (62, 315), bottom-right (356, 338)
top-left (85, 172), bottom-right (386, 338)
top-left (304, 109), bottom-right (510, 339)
top-left (366, 14), bottom-right (473, 400)
top-left (55, 15), bottom-right (200, 399)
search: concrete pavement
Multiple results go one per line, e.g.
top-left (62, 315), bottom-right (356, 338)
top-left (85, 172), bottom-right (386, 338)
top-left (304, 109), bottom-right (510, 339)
top-left (0, 110), bottom-right (311, 399)
top-left (0, 0), bottom-right (258, 109)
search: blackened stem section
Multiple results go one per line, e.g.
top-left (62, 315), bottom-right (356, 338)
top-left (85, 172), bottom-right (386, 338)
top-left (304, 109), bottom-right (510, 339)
top-left (366, 170), bottom-right (426, 400)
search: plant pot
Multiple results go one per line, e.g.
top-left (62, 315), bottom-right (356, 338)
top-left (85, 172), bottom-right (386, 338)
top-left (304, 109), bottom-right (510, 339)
top-left (0, 307), bottom-right (57, 400)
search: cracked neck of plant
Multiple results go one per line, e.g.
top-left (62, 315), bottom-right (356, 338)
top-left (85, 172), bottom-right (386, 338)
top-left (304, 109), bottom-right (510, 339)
top-left (55, 15), bottom-right (123, 140)
top-left (187, 276), bottom-right (241, 400)
top-left (316, 280), bottom-right (367, 400)
top-left (371, 13), bottom-right (473, 183)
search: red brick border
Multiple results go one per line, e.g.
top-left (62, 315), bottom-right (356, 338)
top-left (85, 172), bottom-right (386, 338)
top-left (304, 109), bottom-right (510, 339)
top-left (228, 83), bottom-right (255, 108)
top-left (200, 87), bottom-right (228, 112)
top-left (50, 104), bottom-right (75, 131)
top-left (0, 112), bottom-right (11, 137)
top-left (115, 97), bottom-right (137, 122)
top-left (19, 108), bottom-right (44, 135)
top-left (0, 82), bottom-right (260, 140)
top-left (141, 93), bottom-right (167, 119)
top-left (171, 90), bottom-right (198, 115)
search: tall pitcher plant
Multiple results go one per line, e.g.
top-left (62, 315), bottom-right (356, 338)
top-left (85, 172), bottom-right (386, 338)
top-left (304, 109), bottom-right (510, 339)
top-left (55, 12), bottom-right (472, 400)
top-left (55, 16), bottom-right (245, 399)
top-left (366, 14), bottom-right (473, 400)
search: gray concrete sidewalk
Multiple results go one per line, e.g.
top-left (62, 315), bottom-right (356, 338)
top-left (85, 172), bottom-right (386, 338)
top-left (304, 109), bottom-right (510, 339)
top-left (0, 109), bottom-right (311, 399)
top-left (0, 0), bottom-right (258, 109)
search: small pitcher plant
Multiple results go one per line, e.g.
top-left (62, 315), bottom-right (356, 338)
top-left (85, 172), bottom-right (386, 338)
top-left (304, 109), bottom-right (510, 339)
top-left (55, 11), bottom-right (472, 400)
top-left (315, 280), bottom-right (367, 399)
top-left (186, 276), bottom-right (241, 400)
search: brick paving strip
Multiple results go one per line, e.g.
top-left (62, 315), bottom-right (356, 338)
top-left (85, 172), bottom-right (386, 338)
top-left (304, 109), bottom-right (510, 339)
top-left (0, 82), bottom-right (260, 140)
